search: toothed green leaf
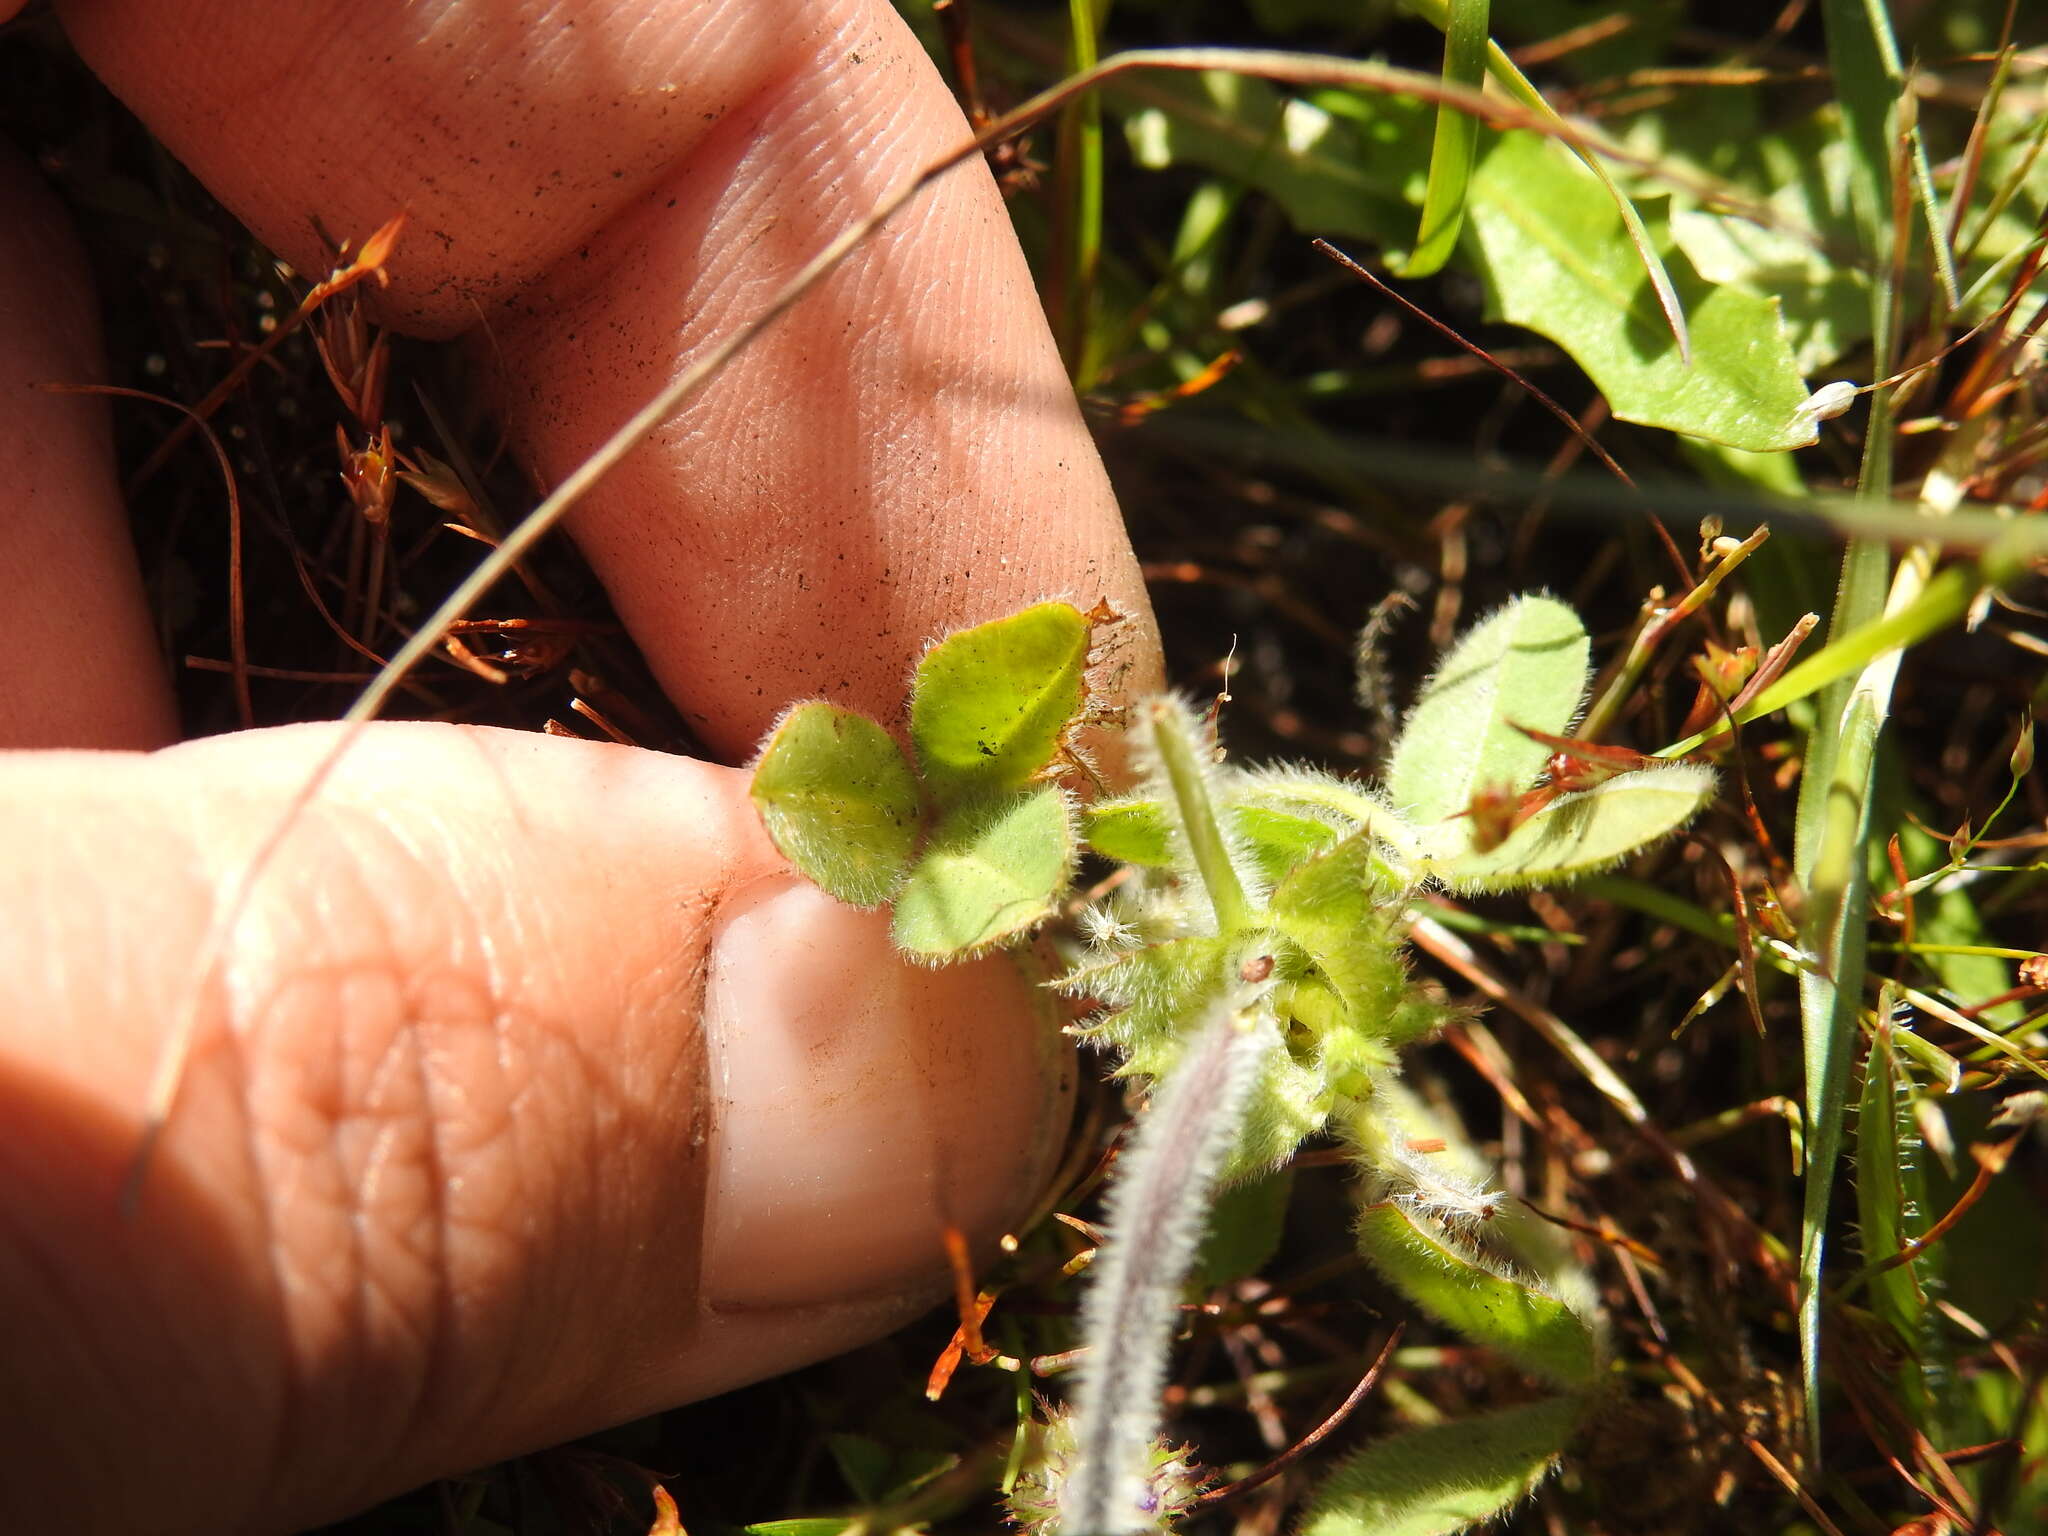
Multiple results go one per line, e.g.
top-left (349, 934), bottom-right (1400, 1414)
top-left (891, 787), bottom-right (1075, 958)
top-left (1426, 765), bottom-right (1717, 892)
top-left (1357, 1202), bottom-right (1599, 1389)
top-left (910, 602), bottom-right (1090, 806)
top-left (750, 701), bottom-right (921, 907)
top-left (1083, 797), bottom-right (1176, 866)
top-left (1302, 1396), bottom-right (1579, 1536)
top-left (1388, 595), bottom-right (1589, 851)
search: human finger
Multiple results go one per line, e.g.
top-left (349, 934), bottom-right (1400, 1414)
top-left (56, 0), bottom-right (1163, 760)
top-left (0, 141), bottom-right (175, 749)
top-left (0, 721), bottom-right (1070, 1532)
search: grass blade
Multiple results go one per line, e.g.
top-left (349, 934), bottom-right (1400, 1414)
top-left (1851, 1014), bottom-right (1933, 1428)
top-left (1792, 0), bottom-right (1915, 1460)
top-left (1050, 0), bottom-right (1108, 385)
top-left (1399, 0), bottom-right (1489, 278)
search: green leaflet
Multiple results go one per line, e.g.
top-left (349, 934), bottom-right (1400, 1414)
top-left (1301, 1396), bottom-right (1580, 1536)
top-left (1426, 765), bottom-right (1719, 892)
top-left (891, 787), bottom-right (1075, 958)
top-left (749, 606), bottom-right (1094, 962)
top-left (750, 701), bottom-right (921, 907)
top-left (1083, 796), bottom-right (1177, 866)
top-left (1357, 1202), bottom-right (1599, 1390)
top-left (1387, 595), bottom-right (1589, 846)
top-left (909, 601), bottom-right (1089, 806)
top-left (1465, 133), bottom-right (1813, 452)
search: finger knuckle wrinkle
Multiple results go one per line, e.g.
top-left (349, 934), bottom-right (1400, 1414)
top-left (230, 812), bottom-right (534, 1464)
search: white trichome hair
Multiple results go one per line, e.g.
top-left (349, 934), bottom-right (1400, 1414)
top-left (1378, 1138), bottom-right (1509, 1234)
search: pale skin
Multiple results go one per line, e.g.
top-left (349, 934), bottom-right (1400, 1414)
top-left (0, 1), bottom-right (1161, 1530)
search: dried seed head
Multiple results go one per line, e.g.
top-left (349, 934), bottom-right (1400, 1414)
top-left (1007, 1407), bottom-right (1212, 1535)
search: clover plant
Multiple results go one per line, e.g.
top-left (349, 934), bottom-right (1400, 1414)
top-left (751, 595), bottom-right (1714, 1535)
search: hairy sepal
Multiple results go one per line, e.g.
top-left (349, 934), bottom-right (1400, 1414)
top-left (1085, 773), bottom-right (1413, 890)
top-left (1059, 934), bottom-right (1242, 1055)
top-left (1220, 765), bottom-right (1417, 884)
top-left (1269, 829), bottom-right (1418, 1035)
top-left (1117, 1001), bottom-right (1331, 1182)
top-left (1230, 800), bottom-right (1344, 885)
top-left (1065, 932), bottom-right (1328, 1177)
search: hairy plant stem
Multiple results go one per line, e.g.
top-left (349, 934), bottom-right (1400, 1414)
top-left (1063, 1004), bottom-right (1271, 1533)
top-left (1148, 701), bottom-right (1250, 935)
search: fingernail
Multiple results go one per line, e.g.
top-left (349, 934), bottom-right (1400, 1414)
top-left (697, 873), bottom-right (1071, 1311)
